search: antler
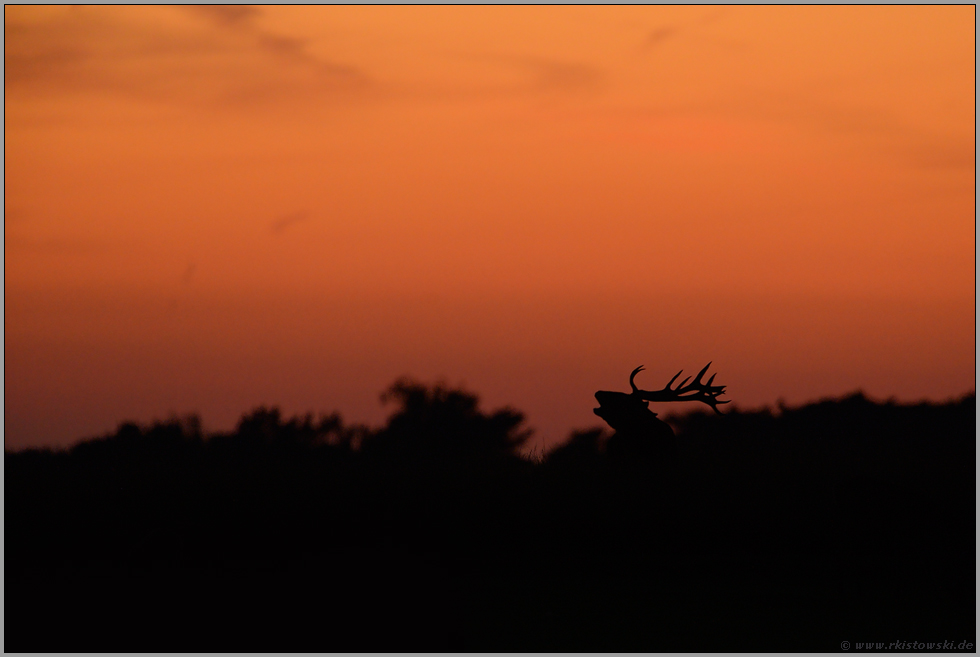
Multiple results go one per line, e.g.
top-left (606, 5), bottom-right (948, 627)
top-left (629, 365), bottom-right (645, 394)
top-left (631, 362), bottom-right (730, 414)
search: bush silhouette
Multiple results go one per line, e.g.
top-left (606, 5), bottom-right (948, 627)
top-left (361, 378), bottom-right (532, 465)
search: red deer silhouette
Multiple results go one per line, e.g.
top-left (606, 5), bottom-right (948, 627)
top-left (595, 363), bottom-right (729, 459)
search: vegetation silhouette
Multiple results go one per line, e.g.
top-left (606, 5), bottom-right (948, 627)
top-left (362, 378), bottom-right (531, 467)
top-left (6, 378), bottom-right (975, 652)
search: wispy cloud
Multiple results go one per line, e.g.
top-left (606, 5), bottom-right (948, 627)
top-left (751, 91), bottom-right (975, 171)
top-left (638, 7), bottom-right (728, 53)
top-left (643, 27), bottom-right (677, 50)
top-left (4, 232), bottom-right (105, 255)
top-left (445, 52), bottom-right (606, 98)
top-left (7, 6), bottom-right (605, 113)
top-left (528, 57), bottom-right (605, 94)
top-left (667, 88), bottom-right (977, 172)
top-left (270, 211), bottom-right (310, 235)
top-left (905, 138), bottom-right (975, 170)
top-left (4, 6), bottom-right (372, 110)
top-left (184, 5), bottom-right (259, 27)
top-left (183, 5), bottom-right (366, 84)
top-left (181, 262), bottom-right (197, 285)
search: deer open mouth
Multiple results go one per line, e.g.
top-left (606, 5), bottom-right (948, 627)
top-left (593, 391), bottom-right (636, 424)
top-left (592, 391), bottom-right (615, 417)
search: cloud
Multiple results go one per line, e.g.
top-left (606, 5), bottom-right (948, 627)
top-left (181, 262), bottom-right (197, 285)
top-left (688, 88), bottom-right (976, 172)
top-left (902, 134), bottom-right (975, 171)
top-left (637, 9), bottom-right (739, 54)
top-left (7, 7), bottom-right (604, 113)
top-left (643, 27), bottom-right (677, 49)
top-left (448, 52), bottom-right (606, 98)
top-left (4, 6), bottom-right (373, 110)
top-left (4, 232), bottom-right (104, 255)
top-left (271, 211), bottom-right (310, 235)
top-left (182, 5), bottom-right (363, 81)
top-left (184, 5), bottom-right (259, 27)
top-left (529, 58), bottom-right (605, 94)
top-left (4, 45), bottom-right (89, 86)
top-left (638, 8), bottom-right (725, 53)
top-left (764, 93), bottom-right (975, 171)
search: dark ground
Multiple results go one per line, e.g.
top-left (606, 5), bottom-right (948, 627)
top-left (6, 382), bottom-right (976, 651)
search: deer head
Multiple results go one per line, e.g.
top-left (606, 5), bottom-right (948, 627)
top-left (594, 363), bottom-right (729, 435)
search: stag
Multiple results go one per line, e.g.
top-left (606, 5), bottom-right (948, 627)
top-left (594, 363), bottom-right (729, 459)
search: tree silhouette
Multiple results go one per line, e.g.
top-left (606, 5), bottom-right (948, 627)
top-left (361, 378), bottom-right (532, 464)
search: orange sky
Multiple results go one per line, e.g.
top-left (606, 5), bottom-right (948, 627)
top-left (5, 5), bottom-right (976, 450)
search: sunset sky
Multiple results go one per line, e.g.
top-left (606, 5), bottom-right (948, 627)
top-left (5, 5), bottom-right (975, 451)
